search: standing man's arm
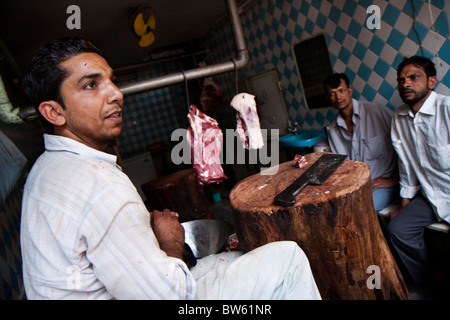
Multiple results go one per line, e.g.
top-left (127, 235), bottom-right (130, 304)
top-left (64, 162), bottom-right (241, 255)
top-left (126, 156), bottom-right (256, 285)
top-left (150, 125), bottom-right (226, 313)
top-left (388, 114), bottom-right (419, 220)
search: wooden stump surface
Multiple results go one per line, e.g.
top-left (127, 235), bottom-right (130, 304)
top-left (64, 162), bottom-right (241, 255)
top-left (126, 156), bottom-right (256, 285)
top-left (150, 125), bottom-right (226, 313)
top-left (230, 152), bottom-right (409, 300)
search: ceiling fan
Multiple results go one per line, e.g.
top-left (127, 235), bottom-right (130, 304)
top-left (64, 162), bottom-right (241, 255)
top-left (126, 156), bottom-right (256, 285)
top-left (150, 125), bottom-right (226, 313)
top-left (132, 7), bottom-right (156, 48)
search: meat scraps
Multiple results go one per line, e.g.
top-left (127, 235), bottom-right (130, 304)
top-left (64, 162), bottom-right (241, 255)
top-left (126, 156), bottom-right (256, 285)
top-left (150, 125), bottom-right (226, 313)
top-left (187, 105), bottom-right (227, 185)
top-left (226, 233), bottom-right (240, 252)
top-left (230, 93), bottom-right (264, 150)
top-left (293, 154), bottom-right (308, 168)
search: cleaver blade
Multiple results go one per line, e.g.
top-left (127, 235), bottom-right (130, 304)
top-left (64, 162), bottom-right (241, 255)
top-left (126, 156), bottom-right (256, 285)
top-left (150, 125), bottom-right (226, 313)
top-left (274, 153), bottom-right (347, 206)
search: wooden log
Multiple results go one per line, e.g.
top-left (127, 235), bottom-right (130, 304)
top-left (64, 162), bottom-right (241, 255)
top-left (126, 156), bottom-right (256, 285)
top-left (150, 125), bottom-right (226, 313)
top-left (142, 168), bottom-right (213, 222)
top-left (229, 152), bottom-right (409, 300)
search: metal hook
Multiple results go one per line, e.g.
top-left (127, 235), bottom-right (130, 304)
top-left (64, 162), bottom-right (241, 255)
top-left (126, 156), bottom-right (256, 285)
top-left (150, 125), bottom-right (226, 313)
top-left (181, 70), bottom-right (190, 111)
top-left (231, 58), bottom-right (238, 95)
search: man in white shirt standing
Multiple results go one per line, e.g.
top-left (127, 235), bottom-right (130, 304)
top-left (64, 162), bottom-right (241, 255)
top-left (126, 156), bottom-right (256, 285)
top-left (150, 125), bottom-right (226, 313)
top-left (388, 56), bottom-right (450, 287)
top-left (324, 73), bottom-right (399, 212)
top-left (20, 37), bottom-right (321, 300)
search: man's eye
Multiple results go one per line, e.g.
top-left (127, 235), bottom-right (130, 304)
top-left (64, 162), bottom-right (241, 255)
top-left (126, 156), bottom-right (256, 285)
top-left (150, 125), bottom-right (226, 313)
top-left (410, 75), bottom-right (417, 80)
top-left (84, 82), bottom-right (97, 89)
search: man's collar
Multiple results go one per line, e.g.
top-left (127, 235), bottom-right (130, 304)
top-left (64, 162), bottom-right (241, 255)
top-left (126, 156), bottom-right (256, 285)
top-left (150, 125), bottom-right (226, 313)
top-left (398, 91), bottom-right (436, 117)
top-left (417, 91), bottom-right (436, 115)
top-left (351, 98), bottom-right (360, 115)
top-left (43, 134), bottom-right (118, 165)
top-left (336, 98), bottom-right (358, 127)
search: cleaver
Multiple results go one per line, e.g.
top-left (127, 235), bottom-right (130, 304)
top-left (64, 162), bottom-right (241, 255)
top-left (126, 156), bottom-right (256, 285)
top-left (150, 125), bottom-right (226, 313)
top-left (274, 153), bottom-right (347, 206)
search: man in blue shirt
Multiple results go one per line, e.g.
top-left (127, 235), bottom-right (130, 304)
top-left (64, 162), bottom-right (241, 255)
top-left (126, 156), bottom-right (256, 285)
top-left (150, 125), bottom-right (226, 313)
top-left (324, 73), bottom-right (399, 211)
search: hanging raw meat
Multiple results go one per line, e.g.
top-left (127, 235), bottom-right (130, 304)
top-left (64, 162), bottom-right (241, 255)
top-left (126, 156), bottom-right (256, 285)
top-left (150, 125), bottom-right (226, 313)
top-left (230, 93), bottom-right (264, 150)
top-left (186, 105), bottom-right (227, 185)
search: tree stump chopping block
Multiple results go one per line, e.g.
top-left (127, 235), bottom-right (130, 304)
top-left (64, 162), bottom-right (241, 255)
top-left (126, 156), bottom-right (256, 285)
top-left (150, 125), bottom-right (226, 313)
top-left (229, 152), bottom-right (409, 300)
top-left (142, 168), bottom-right (213, 223)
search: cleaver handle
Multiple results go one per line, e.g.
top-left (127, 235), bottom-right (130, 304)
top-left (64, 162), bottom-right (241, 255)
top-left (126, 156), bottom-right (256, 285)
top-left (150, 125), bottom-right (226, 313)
top-left (274, 154), bottom-right (346, 207)
top-left (274, 173), bottom-right (311, 206)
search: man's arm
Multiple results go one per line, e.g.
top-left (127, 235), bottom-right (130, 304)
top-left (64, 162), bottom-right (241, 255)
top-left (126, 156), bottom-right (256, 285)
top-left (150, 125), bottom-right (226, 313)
top-left (387, 113), bottom-right (418, 221)
top-left (85, 198), bottom-right (196, 300)
top-left (387, 197), bottom-right (411, 221)
top-left (371, 167), bottom-right (399, 190)
top-left (150, 209), bottom-right (185, 260)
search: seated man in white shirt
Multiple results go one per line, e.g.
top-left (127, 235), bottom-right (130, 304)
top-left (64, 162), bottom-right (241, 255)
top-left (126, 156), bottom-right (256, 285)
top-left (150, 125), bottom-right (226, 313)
top-left (388, 56), bottom-right (450, 287)
top-left (20, 37), bottom-right (321, 300)
top-left (323, 73), bottom-right (399, 211)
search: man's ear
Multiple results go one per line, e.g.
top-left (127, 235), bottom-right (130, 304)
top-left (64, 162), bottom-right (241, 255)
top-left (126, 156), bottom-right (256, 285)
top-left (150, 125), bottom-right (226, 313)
top-left (428, 76), bottom-right (437, 90)
top-left (38, 101), bottom-right (66, 126)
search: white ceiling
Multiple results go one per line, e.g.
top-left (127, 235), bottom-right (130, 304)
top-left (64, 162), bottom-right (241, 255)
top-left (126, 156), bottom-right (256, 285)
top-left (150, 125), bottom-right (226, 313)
top-left (0, 0), bottom-right (254, 76)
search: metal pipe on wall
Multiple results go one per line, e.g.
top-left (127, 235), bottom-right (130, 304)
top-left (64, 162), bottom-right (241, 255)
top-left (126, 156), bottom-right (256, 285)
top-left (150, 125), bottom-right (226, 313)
top-left (118, 0), bottom-right (249, 96)
top-left (17, 0), bottom-right (249, 120)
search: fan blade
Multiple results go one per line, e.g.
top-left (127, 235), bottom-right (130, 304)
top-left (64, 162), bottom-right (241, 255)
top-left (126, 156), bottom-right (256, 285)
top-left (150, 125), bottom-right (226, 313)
top-left (139, 32), bottom-right (155, 47)
top-left (147, 13), bottom-right (156, 29)
top-left (133, 13), bottom-right (146, 36)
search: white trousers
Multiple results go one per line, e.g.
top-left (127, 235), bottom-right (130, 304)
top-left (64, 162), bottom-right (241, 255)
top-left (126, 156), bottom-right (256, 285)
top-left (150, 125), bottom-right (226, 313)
top-left (190, 241), bottom-right (321, 300)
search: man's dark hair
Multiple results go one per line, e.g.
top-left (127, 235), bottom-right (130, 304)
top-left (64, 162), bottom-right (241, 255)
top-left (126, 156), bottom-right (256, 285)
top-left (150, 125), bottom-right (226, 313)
top-left (323, 73), bottom-right (350, 91)
top-left (397, 55), bottom-right (436, 78)
top-left (24, 37), bottom-right (103, 133)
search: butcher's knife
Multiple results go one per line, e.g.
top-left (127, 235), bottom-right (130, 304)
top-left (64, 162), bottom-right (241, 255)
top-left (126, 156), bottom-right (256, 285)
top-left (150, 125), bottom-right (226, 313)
top-left (274, 153), bottom-right (347, 206)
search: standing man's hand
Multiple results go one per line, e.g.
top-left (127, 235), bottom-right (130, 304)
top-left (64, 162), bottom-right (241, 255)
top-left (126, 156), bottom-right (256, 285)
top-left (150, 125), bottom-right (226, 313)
top-left (151, 209), bottom-right (185, 260)
top-left (386, 198), bottom-right (411, 222)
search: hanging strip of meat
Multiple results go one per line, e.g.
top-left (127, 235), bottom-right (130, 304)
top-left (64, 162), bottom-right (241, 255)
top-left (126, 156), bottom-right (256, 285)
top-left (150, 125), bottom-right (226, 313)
top-left (230, 93), bottom-right (264, 150)
top-left (186, 105), bottom-right (227, 185)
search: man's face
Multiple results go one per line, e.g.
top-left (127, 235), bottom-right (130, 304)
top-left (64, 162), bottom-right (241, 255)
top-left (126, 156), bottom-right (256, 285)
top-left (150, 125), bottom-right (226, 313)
top-left (325, 78), bottom-right (353, 112)
top-left (58, 52), bottom-right (123, 150)
top-left (397, 64), bottom-right (436, 107)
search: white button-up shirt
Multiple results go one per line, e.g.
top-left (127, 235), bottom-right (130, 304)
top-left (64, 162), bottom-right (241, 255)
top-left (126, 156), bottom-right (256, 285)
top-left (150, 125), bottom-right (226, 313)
top-left (328, 98), bottom-right (397, 180)
top-left (391, 91), bottom-right (450, 223)
top-left (20, 134), bottom-right (196, 299)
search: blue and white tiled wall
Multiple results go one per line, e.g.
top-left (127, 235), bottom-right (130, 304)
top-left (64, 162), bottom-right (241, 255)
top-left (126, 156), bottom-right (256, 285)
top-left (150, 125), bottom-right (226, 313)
top-left (117, 0), bottom-right (450, 158)
top-left (222, 0), bottom-right (450, 128)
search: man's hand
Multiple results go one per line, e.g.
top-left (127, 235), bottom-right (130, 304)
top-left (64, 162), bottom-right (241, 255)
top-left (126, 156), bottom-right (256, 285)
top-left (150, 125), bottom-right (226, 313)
top-left (151, 209), bottom-right (185, 260)
top-left (386, 198), bottom-right (411, 222)
top-left (372, 176), bottom-right (398, 189)
top-left (386, 208), bottom-right (400, 222)
top-left (372, 169), bottom-right (399, 190)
